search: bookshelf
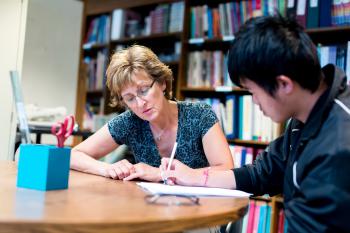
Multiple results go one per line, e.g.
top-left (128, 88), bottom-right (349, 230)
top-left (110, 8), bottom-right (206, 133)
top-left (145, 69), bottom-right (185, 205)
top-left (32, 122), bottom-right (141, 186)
top-left (76, 0), bottom-right (185, 132)
top-left (75, 0), bottom-right (350, 232)
top-left (176, 1), bottom-right (350, 233)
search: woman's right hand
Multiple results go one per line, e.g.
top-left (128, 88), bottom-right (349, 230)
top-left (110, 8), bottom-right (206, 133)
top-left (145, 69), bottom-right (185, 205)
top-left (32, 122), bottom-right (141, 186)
top-left (160, 158), bottom-right (202, 186)
top-left (105, 159), bottom-right (135, 179)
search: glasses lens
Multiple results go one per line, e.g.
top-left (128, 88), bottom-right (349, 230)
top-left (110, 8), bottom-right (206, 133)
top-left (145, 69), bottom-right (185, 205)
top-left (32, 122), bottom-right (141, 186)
top-left (121, 80), bottom-right (157, 105)
top-left (122, 95), bottom-right (135, 103)
top-left (145, 194), bottom-right (199, 206)
top-left (138, 86), bottom-right (151, 97)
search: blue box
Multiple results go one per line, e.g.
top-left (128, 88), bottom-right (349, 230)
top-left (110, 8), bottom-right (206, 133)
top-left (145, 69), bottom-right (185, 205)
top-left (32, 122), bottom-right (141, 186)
top-left (17, 144), bottom-right (71, 191)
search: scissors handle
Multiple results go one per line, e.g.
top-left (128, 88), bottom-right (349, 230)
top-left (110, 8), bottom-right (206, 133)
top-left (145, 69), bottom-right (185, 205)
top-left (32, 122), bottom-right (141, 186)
top-left (63, 115), bottom-right (75, 137)
top-left (51, 115), bottom-right (75, 148)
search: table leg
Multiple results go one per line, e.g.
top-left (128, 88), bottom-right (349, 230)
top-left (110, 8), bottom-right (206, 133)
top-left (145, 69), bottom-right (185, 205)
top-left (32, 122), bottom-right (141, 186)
top-left (36, 133), bottom-right (42, 144)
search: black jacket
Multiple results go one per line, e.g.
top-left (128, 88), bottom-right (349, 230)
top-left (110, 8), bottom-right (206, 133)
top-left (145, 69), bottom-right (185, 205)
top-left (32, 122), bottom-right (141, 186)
top-left (234, 64), bottom-right (350, 232)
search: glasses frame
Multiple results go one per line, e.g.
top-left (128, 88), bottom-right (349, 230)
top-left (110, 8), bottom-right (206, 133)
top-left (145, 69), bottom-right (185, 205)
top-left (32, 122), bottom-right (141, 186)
top-left (144, 194), bottom-right (200, 206)
top-left (120, 79), bottom-right (157, 105)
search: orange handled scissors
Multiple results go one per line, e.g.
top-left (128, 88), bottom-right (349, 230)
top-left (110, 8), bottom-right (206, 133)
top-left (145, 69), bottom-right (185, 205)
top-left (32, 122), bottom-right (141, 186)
top-left (51, 115), bottom-right (75, 148)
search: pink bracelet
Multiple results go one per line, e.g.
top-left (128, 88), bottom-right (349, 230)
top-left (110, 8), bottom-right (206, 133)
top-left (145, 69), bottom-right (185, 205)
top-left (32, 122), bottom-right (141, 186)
top-left (203, 167), bottom-right (211, 186)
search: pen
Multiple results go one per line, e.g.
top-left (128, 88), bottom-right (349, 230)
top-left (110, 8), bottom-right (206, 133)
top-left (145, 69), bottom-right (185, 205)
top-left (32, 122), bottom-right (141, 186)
top-left (167, 142), bottom-right (177, 171)
top-left (164, 142), bottom-right (177, 184)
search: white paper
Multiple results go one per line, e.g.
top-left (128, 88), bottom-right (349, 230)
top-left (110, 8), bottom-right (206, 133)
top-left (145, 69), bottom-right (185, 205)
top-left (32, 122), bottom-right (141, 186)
top-left (188, 38), bottom-right (204, 44)
top-left (287, 0), bottom-right (295, 8)
top-left (310, 0), bottom-right (318, 7)
top-left (137, 182), bottom-right (251, 197)
top-left (296, 0), bottom-right (306, 15)
top-left (215, 86), bottom-right (233, 92)
top-left (222, 35), bottom-right (235, 41)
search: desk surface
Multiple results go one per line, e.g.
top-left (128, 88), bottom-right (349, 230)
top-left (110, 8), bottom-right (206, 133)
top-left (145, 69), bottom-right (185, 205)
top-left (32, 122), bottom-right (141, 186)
top-left (0, 161), bottom-right (248, 233)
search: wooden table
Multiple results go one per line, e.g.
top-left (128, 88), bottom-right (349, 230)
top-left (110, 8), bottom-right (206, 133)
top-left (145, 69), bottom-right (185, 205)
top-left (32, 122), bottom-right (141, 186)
top-left (0, 161), bottom-right (248, 233)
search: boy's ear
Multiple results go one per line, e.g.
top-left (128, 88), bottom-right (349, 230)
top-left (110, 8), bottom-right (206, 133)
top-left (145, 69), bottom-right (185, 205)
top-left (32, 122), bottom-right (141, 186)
top-left (276, 75), bottom-right (294, 94)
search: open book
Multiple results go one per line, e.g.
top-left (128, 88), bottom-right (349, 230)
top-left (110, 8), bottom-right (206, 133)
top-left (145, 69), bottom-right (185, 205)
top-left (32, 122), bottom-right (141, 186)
top-left (137, 182), bottom-right (251, 197)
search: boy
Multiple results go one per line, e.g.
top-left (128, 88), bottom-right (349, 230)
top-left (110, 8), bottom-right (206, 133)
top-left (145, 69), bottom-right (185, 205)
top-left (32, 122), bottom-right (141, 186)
top-left (161, 15), bottom-right (350, 232)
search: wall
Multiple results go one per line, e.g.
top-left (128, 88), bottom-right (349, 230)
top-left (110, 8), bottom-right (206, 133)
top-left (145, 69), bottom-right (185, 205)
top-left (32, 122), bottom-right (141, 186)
top-left (0, 0), bottom-right (28, 160)
top-left (21, 0), bottom-right (83, 145)
top-left (0, 0), bottom-right (83, 160)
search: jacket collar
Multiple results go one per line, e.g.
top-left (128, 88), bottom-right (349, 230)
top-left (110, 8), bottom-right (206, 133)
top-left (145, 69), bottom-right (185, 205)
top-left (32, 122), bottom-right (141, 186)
top-left (299, 64), bottom-right (347, 142)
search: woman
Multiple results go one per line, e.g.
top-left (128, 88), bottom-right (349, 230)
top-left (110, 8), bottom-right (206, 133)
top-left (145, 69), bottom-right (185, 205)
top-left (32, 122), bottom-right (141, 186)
top-left (71, 45), bottom-right (233, 182)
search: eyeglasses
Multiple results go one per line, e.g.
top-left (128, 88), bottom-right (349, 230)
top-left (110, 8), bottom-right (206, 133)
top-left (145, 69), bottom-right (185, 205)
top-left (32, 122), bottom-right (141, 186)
top-left (121, 79), bottom-right (157, 105)
top-left (144, 194), bottom-right (200, 206)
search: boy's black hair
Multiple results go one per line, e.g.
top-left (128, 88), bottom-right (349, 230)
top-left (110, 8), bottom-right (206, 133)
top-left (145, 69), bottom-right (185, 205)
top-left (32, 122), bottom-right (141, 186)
top-left (227, 15), bottom-right (322, 96)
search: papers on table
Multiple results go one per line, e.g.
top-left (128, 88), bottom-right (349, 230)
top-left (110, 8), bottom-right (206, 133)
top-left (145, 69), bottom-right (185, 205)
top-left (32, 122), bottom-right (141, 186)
top-left (137, 182), bottom-right (251, 197)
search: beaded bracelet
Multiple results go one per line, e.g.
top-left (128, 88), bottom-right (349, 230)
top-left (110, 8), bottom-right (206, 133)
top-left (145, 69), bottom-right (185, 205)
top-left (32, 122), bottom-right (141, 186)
top-left (203, 167), bottom-right (211, 186)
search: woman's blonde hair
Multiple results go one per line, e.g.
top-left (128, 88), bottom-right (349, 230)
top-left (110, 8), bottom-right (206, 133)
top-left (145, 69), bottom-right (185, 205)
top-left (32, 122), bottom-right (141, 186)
top-left (106, 45), bottom-right (173, 108)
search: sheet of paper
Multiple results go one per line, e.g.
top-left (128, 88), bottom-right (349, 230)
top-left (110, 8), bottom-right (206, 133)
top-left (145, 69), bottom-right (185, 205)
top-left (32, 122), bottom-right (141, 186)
top-left (137, 182), bottom-right (251, 197)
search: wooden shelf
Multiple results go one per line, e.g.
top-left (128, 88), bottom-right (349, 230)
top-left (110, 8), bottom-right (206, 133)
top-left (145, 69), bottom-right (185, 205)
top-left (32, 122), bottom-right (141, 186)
top-left (228, 139), bottom-right (269, 148)
top-left (110, 32), bottom-right (182, 44)
top-left (306, 25), bottom-right (350, 34)
top-left (83, 43), bottom-right (108, 50)
top-left (187, 37), bottom-right (234, 50)
top-left (250, 196), bottom-right (272, 202)
top-left (249, 195), bottom-right (284, 204)
top-left (188, 37), bottom-right (234, 44)
top-left (85, 0), bottom-right (181, 15)
top-left (306, 26), bottom-right (350, 44)
top-left (274, 196), bottom-right (284, 204)
top-left (164, 60), bottom-right (179, 66)
top-left (186, 26), bottom-right (350, 46)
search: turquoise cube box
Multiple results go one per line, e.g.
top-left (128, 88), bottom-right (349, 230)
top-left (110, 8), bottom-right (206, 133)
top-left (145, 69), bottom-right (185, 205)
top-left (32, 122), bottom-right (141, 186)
top-left (17, 144), bottom-right (71, 191)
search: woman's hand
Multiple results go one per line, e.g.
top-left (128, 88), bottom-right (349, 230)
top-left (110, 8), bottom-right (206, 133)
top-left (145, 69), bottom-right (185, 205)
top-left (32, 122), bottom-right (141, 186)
top-left (160, 158), bottom-right (203, 186)
top-left (123, 163), bottom-right (162, 182)
top-left (105, 159), bottom-right (135, 179)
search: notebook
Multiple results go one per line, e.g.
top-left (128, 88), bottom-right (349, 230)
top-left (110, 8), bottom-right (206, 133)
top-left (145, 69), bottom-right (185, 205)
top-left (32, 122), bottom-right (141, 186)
top-left (137, 182), bottom-right (251, 197)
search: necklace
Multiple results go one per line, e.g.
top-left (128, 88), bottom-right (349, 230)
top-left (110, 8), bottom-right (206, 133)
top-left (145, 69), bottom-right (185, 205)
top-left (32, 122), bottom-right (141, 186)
top-left (155, 131), bottom-right (164, 141)
top-left (154, 128), bottom-right (165, 141)
top-left (150, 124), bottom-right (165, 141)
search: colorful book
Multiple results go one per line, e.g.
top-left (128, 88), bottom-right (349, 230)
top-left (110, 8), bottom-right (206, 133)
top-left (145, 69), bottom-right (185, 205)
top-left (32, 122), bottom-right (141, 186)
top-left (277, 209), bottom-right (285, 233)
top-left (252, 201), bottom-right (261, 233)
top-left (241, 207), bottom-right (249, 233)
top-left (111, 9), bottom-right (125, 40)
top-left (257, 203), bottom-right (267, 233)
top-left (319, 0), bottom-right (332, 27)
top-left (246, 200), bottom-right (256, 233)
top-left (225, 95), bottom-right (237, 139)
top-left (286, 0), bottom-right (297, 19)
top-left (306, 0), bottom-right (320, 28)
top-left (265, 203), bottom-right (272, 233)
top-left (296, 0), bottom-right (307, 27)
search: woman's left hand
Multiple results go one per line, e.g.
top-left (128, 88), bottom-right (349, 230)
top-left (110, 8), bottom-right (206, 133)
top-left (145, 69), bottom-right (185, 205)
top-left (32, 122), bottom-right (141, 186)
top-left (123, 162), bottom-right (161, 182)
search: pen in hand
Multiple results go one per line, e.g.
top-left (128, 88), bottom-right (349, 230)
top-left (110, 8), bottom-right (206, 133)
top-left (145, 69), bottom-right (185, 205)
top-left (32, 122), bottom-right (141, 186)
top-left (164, 142), bottom-right (177, 184)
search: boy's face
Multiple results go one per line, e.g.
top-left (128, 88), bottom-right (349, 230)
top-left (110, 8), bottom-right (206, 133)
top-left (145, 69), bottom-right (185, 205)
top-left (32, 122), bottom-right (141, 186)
top-left (240, 78), bottom-right (291, 123)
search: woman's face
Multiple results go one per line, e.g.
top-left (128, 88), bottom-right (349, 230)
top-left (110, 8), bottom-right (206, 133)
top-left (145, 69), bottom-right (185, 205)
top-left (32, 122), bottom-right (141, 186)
top-left (120, 70), bottom-right (166, 122)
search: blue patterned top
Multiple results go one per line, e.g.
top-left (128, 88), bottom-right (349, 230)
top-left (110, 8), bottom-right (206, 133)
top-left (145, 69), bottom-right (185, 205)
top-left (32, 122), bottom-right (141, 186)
top-left (107, 101), bottom-right (218, 168)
